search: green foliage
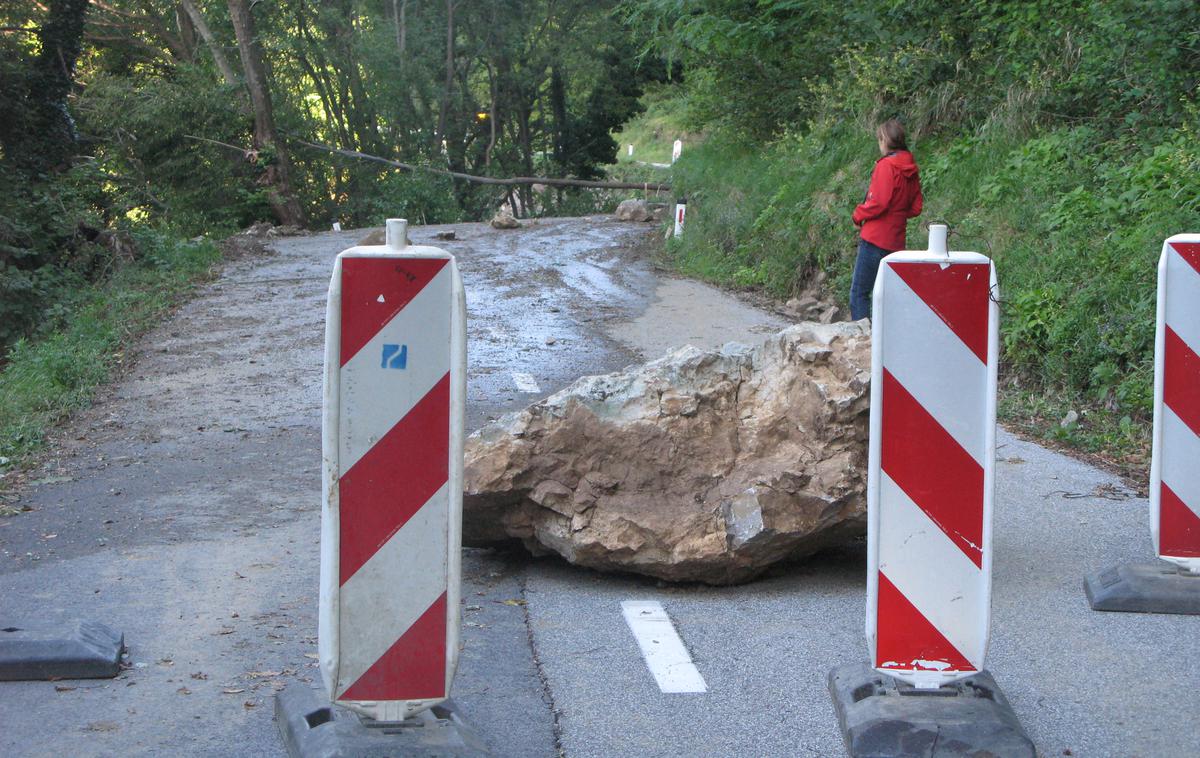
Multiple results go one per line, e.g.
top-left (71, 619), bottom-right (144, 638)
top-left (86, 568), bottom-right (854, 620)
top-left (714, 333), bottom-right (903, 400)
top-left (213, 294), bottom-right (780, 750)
top-left (613, 84), bottom-right (692, 165)
top-left (0, 0), bottom-right (89, 173)
top-left (625, 0), bottom-right (1200, 141)
top-left (555, 41), bottom-right (655, 180)
top-left (78, 68), bottom-right (266, 234)
top-left (668, 123), bottom-right (871, 298)
top-left (0, 161), bottom-right (111, 346)
top-left (0, 232), bottom-right (220, 466)
top-left (333, 168), bottom-right (464, 228)
top-left (999, 386), bottom-right (1152, 482)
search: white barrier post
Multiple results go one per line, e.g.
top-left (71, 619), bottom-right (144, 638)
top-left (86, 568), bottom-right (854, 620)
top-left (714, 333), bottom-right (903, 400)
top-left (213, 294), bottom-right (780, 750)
top-left (829, 224), bottom-right (1033, 757)
top-left (1151, 235), bottom-right (1200, 571)
top-left (671, 139), bottom-right (682, 164)
top-left (1085, 234), bottom-right (1200, 614)
top-left (866, 222), bottom-right (998, 688)
top-left (318, 217), bottom-right (467, 721)
top-left (673, 198), bottom-right (686, 238)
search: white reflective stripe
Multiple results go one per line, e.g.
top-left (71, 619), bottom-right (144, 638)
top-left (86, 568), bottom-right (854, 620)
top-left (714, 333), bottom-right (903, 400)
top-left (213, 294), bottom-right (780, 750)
top-left (620, 600), bottom-right (708, 694)
top-left (879, 264), bottom-right (988, 465)
top-left (338, 265), bottom-right (452, 474)
top-left (335, 483), bottom-right (449, 694)
top-left (878, 472), bottom-right (984, 668)
top-left (1160, 405), bottom-right (1200, 522)
top-left (1166, 245), bottom-right (1200, 352)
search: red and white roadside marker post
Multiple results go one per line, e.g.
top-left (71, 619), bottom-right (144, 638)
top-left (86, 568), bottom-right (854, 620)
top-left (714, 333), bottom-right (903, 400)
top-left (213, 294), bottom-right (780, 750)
top-left (829, 224), bottom-right (1034, 758)
top-left (276, 219), bottom-right (484, 756)
top-left (1085, 234), bottom-right (1200, 614)
top-left (673, 198), bottom-right (686, 238)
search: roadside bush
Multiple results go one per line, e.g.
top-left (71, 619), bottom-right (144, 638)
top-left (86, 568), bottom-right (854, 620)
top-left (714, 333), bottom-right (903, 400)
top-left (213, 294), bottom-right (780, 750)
top-left (323, 167), bottom-right (464, 229)
top-left (0, 231), bottom-right (220, 463)
top-left (79, 68), bottom-right (266, 234)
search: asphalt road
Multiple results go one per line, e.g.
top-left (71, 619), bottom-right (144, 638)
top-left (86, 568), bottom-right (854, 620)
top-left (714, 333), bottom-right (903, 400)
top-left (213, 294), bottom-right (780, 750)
top-left (1, 218), bottom-right (1197, 758)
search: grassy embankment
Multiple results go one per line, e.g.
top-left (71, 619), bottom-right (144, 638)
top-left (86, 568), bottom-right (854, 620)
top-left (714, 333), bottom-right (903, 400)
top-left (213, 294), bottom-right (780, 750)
top-left (615, 99), bottom-right (1200, 484)
top-left (613, 87), bottom-right (694, 168)
top-left (0, 232), bottom-right (221, 503)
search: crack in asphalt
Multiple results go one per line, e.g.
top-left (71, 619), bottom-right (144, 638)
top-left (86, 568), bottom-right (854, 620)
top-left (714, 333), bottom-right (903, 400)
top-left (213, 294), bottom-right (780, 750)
top-left (520, 570), bottom-right (567, 758)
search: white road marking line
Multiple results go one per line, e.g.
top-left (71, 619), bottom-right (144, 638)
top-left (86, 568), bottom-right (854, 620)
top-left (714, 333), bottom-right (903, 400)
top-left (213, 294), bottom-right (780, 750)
top-left (620, 600), bottom-right (708, 693)
top-left (512, 372), bottom-right (540, 393)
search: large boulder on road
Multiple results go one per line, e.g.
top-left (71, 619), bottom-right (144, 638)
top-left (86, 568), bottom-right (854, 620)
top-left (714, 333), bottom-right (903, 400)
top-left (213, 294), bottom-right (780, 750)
top-left (463, 321), bottom-right (872, 584)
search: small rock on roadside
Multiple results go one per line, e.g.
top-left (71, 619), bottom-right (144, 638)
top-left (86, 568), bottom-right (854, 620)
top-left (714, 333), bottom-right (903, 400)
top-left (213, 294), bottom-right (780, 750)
top-left (434, 231), bottom-right (457, 241)
top-left (784, 294), bottom-right (840, 323)
top-left (614, 199), bottom-right (652, 222)
top-left (491, 210), bottom-right (522, 229)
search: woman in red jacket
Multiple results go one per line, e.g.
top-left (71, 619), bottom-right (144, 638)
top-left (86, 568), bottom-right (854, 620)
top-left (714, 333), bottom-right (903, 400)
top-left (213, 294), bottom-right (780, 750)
top-left (849, 119), bottom-right (923, 320)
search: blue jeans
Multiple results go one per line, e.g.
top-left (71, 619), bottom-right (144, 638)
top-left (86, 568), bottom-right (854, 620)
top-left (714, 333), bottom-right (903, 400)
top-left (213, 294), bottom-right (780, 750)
top-left (849, 239), bottom-right (892, 321)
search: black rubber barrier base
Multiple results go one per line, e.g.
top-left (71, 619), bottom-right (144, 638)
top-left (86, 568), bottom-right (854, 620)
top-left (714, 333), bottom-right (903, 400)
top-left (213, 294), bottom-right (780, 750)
top-left (828, 662), bottom-right (1035, 758)
top-left (0, 621), bottom-right (124, 681)
top-left (1084, 561), bottom-right (1200, 615)
top-left (275, 685), bottom-right (489, 758)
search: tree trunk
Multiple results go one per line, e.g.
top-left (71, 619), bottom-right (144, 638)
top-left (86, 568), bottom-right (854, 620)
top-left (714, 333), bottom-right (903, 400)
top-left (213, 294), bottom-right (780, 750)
top-left (435, 0), bottom-right (454, 148)
top-left (484, 62), bottom-right (497, 166)
top-left (292, 2), bottom-right (354, 148)
top-left (549, 65), bottom-right (568, 165)
top-left (181, 0), bottom-right (239, 87)
top-left (294, 48), bottom-right (352, 147)
top-left (227, 0), bottom-right (305, 227)
top-left (0, 0), bottom-right (90, 173)
top-left (174, 3), bottom-right (198, 62)
top-left (336, 9), bottom-right (382, 154)
top-left (393, 0), bottom-right (407, 60)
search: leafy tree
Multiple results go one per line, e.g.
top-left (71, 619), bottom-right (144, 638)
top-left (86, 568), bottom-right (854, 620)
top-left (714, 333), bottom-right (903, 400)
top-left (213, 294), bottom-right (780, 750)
top-left (0, 0), bottom-right (89, 173)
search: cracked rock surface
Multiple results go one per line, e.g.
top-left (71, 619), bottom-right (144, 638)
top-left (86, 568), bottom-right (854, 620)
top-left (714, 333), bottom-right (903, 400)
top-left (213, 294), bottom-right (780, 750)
top-left (463, 321), bottom-right (872, 584)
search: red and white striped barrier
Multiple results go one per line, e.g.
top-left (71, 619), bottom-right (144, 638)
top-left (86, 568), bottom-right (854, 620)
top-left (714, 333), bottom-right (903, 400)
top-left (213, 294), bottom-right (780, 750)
top-left (865, 224), bottom-right (1000, 688)
top-left (318, 219), bottom-right (467, 721)
top-left (1151, 234), bottom-right (1200, 574)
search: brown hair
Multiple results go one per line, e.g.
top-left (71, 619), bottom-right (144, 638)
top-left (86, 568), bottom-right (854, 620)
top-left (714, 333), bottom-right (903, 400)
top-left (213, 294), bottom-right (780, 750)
top-left (876, 119), bottom-right (908, 151)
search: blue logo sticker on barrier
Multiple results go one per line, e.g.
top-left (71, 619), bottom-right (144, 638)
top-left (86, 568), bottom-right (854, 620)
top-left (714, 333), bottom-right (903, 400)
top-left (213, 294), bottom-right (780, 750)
top-left (381, 344), bottom-right (408, 369)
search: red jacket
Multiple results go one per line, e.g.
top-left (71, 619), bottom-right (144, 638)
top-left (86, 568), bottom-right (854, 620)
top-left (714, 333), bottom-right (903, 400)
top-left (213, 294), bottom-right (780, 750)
top-left (853, 150), bottom-right (923, 251)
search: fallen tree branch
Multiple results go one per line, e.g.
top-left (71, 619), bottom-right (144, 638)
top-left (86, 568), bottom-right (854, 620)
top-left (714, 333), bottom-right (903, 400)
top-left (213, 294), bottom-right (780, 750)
top-left (185, 134), bottom-right (251, 156)
top-left (292, 138), bottom-right (672, 192)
